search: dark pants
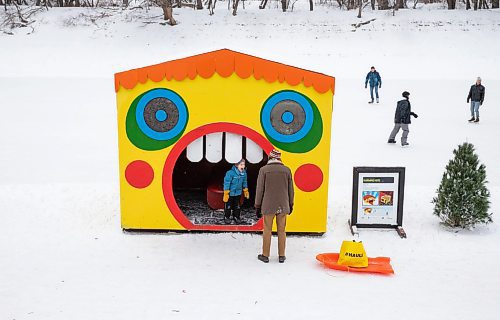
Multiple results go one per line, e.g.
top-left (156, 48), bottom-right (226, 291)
top-left (224, 195), bottom-right (241, 219)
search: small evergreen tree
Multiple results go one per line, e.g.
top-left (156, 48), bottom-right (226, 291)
top-left (432, 142), bottom-right (492, 229)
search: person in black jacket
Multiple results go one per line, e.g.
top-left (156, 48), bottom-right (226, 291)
top-left (467, 77), bottom-right (485, 123)
top-left (388, 91), bottom-right (418, 146)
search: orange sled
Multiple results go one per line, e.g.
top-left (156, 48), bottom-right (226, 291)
top-left (316, 253), bottom-right (394, 275)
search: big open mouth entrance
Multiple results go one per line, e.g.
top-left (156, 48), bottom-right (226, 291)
top-left (172, 132), bottom-right (268, 226)
top-left (163, 123), bottom-right (274, 231)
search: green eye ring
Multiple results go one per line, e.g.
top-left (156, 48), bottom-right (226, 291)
top-left (260, 91), bottom-right (322, 153)
top-left (126, 88), bottom-right (189, 151)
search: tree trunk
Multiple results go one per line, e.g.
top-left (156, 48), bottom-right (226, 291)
top-left (377, 0), bottom-right (390, 10)
top-left (371, 0), bottom-right (375, 9)
top-left (159, 0), bottom-right (176, 25)
top-left (196, 0), bottom-right (203, 9)
top-left (309, 0), bottom-right (313, 10)
top-left (357, 0), bottom-right (362, 17)
top-left (466, 0), bottom-right (471, 9)
top-left (473, 0), bottom-right (478, 10)
top-left (281, 0), bottom-right (287, 11)
top-left (446, 0), bottom-right (455, 9)
top-left (232, 0), bottom-right (239, 15)
top-left (493, 0), bottom-right (499, 8)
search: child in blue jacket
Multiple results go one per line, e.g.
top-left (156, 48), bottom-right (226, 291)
top-left (223, 159), bottom-right (250, 224)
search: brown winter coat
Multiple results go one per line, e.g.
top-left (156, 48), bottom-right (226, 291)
top-left (254, 160), bottom-right (294, 215)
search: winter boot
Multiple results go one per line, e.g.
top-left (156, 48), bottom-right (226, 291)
top-left (279, 256), bottom-right (286, 263)
top-left (233, 216), bottom-right (242, 224)
top-left (223, 216), bottom-right (232, 224)
top-left (258, 254), bottom-right (269, 263)
top-left (468, 117), bottom-right (475, 122)
top-left (376, 98), bottom-right (379, 103)
top-left (474, 117), bottom-right (479, 123)
top-left (387, 139), bottom-right (396, 144)
top-left (402, 142), bottom-right (410, 147)
top-left (368, 99), bottom-right (374, 104)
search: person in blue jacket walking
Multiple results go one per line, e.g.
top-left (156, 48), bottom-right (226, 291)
top-left (223, 159), bottom-right (250, 224)
top-left (365, 66), bottom-right (382, 104)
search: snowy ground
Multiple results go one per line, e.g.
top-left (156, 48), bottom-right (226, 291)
top-left (1, 3), bottom-right (500, 320)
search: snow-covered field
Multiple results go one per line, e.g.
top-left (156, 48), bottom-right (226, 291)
top-left (1, 4), bottom-right (500, 319)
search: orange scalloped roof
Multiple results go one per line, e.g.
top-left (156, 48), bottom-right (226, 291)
top-left (114, 49), bottom-right (335, 94)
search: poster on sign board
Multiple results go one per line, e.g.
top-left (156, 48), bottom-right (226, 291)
top-left (351, 167), bottom-right (405, 233)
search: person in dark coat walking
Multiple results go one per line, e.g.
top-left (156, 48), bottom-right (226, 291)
top-left (467, 77), bottom-right (485, 123)
top-left (223, 159), bottom-right (250, 224)
top-left (255, 149), bottom-right (294, 264)
top-left (365, 66), bottom-right (382, 104)
top-left (388, 91), bottom-right (418, 146)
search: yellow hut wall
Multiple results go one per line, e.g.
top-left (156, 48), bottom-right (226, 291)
top-left (116, 73), bottom-right (334, 233)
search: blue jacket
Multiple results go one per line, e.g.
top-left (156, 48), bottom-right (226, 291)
top-left (223, 166), bottom-right (248, 196)
top-left (365, 71), bottom-right (382, 87)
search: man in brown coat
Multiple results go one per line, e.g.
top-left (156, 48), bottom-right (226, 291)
top-left (255, 149), bottom-right (294, 263)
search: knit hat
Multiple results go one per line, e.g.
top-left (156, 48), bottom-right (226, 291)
top-left (236, 159), bottom-right (246, 166)
top-left (268, 149), bottom-right (281, 160)
top-left (402, 91), bottom-right (410, 98)
top-left (477, 77), bottom-right (482, 81)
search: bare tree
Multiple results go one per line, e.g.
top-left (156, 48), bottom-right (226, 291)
top-left (206, 0), bottom-right (216, 15)
top-left (157, 0), bottom-right (176, 25)
top-left (394, 0), bottom-right (405, 9)
top-left (377, 0), bottom-right (390, 9)
top-left (232, 0), bottom-right (239, 15)
top-left (479, 0), bottom-right (489, 8)
top-left (281, 0), bottom-right (287, 11)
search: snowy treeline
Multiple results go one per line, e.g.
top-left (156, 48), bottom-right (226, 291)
top-left (1, 0), bottom-right (498, 10)
top-left (1, 0), bottom-right (498, 32)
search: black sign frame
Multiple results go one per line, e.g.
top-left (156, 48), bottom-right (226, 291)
top-left (351, 167), bottom-right (406, 232)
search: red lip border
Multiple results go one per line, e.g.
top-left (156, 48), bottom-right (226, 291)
top-left (163, 122), bottom-right (274, 231)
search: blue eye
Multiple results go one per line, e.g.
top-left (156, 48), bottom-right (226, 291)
top-left (260, 90), bottom-right (323, 153)
top-left (135, 88), bottom-right (188, 141)
top-left (261, 91), bottom-right (314, 143)
top-left (127, 88), bottom-right (189, 151)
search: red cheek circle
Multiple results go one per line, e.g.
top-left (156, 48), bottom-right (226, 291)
top-left (125, 160), bottom-right (154, 189)
top-left (294, 164), bottom-right (323, 192)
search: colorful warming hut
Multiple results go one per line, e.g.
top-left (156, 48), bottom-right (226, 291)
top-left (115, 49), bottom-right (335, 233)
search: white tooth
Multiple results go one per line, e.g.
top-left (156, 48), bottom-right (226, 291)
top-left (225, 133), bottom-right (242, 163)
top-left (246, 139), bottom-right (263, 164)
top-left (186, 136), bottom-right (204, 162)
top-left (205, 133), bottom-right (223, 163)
